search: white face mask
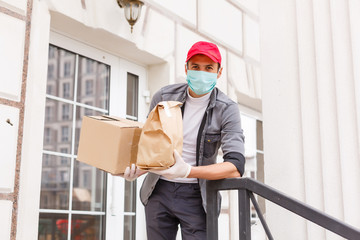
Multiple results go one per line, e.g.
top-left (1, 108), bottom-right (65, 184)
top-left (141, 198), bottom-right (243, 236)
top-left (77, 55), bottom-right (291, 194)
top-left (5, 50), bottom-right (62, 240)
top-left (186, 70), bottom-right (217, 95)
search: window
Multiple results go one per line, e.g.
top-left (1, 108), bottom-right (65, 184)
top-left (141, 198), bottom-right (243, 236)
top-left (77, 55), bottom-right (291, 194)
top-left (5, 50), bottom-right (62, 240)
top-left (104, 76), bottom-right (109, 93)
top-left (44, 154), bottom-right (50, 166)
top-left (61, 126), bottom-right (69, 142)
top-left (84, 101), bottom-right (93, 116)
top-left (48, 64), bottom-right (54, 79)
top-left (39, 44), bottom-right (109, 240)
top-left (40, 39), bottom-right (146, 239)
top-left (44, 128), bottom-right (51, 144)
top-left (59, 194), bottom-right (68, 208)
top-left (45, 106), bottom-right (52, 121)
top-left (63, 82), bottom-right (70, 98)
top-left (85, 80), bottom-right (93, 95)
top-left (60, 170), bottom-right (69, 182)
top-left (64, 61), bottom-right (71, 77)
top-left (83, 170), bottom-right (91, 189)
top-left (60, 148), bottom-right (68, 165)
top-left (86, 59), bottom-right (93, 73)
top-left (46, 85), bottom-right (53, 95)
top-left (126, 73), bottom-right (139, 120)
top-left (49, 46), bottom-right (56, 58)
top-left (62, 104), bottom-right (70, 120)
top-left (43, 195), bottom-right (48, 207)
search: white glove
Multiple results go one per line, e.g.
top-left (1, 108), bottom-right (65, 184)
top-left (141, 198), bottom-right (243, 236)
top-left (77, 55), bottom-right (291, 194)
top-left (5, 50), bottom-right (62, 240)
top-left (123, 164), bottom-right (147, 181)
top-left (149, 150), bottom-right (192, 180)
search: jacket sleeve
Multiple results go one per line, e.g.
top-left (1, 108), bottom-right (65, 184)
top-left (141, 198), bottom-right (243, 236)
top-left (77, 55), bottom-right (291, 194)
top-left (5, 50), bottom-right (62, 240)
top-left (148, 88), bottom-right (163, 115)
top-left (220, 102), bottom-right (245, 175)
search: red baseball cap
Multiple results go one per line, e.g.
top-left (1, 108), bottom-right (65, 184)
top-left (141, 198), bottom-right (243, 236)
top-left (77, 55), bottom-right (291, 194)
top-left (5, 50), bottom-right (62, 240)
top-left (186, 41), bottom-right (222, 65)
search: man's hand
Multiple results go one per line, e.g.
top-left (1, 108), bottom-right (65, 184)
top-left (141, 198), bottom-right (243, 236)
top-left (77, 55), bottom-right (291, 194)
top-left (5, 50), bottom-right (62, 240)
top-left (149, 150), bottom-right (192, 180)
top-left (115, 164), bottom-right (147, 181)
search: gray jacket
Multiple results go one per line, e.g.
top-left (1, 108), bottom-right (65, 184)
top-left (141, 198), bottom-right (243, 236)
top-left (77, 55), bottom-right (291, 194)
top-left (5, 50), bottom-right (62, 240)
top-left (140, 83), bottom-right (245, 211)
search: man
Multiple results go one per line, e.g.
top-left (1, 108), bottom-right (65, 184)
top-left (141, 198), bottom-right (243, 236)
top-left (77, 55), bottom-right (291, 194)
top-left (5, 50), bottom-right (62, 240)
top-left (123, 41), bottom-right (245, 239)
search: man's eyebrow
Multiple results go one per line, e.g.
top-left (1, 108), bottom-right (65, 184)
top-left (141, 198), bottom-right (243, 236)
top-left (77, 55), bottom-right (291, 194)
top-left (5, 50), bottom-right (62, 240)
top-left (189, 63), bottom-right (215, 67)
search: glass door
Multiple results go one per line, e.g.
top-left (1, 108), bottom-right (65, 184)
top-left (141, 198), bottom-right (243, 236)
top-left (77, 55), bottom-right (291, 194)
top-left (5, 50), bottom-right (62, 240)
top-left (39, 44), bottom-right (110, 240)
top-left (38, 32), bottom-right (148, 240)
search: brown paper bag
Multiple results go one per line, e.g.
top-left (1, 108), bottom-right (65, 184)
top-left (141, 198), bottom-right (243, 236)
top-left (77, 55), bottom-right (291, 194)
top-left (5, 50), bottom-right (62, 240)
top-left (137, 101), bottom-right (183, 170)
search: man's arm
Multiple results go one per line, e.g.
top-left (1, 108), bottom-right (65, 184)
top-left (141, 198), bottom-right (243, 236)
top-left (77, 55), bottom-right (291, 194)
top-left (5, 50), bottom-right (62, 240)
top-left (149, 150), bottom-right (240, 180)
top-left (188, 162), bottom-right (240, 180)
top-left (220, 102), bottom-right (245, 175)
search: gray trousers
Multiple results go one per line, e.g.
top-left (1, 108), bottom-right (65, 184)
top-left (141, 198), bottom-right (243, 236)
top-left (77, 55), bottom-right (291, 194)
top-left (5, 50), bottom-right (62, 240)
top-left (145, 179), bottom-right (207, 240)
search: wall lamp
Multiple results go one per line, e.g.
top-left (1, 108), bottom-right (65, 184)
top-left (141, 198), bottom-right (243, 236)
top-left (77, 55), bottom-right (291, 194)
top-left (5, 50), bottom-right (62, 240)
top-left (117, 0), bottom-right (144, 33)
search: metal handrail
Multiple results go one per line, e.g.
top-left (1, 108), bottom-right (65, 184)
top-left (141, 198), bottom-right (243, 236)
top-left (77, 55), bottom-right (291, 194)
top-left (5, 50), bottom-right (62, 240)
top-left (206, 177), bottom-right (360, 240)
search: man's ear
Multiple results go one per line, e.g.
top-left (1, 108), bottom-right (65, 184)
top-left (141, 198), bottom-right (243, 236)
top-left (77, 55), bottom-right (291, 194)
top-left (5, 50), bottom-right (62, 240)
top-left (185, 64), bottom-right (187, 75)
top-left (217, 67), bottom-right (223, 79)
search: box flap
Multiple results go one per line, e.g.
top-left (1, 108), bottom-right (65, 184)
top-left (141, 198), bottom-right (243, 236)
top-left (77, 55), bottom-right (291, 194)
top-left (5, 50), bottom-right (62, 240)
top-left (86, 115), bottom-right (143, 128)
top-left (87, 115), bottom-right (111, 121)
top-left (104, 116), bottom-right (143, 128)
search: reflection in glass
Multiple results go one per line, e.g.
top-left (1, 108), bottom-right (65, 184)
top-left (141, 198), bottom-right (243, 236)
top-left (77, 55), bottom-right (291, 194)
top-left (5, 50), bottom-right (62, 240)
top-left (77, 55), bottom-right (110, 109)
top-left (72, 160), bottom-right (106, 212)
top-left (124, 182), bottom-right (136, 213)
top-left (43, 99), bottom-right (73, 152)
top-left (46, 45), bottom-right (76, 99)
top-left (38, 213), bottom-right (68, 240)
top-left (124, 181), bottom-right (136, 239)
top-left (71, 214), bottom-right (104, 240)
top-left (41, 45), bottom-right (110, 239)
top-left (124, 215), bottom-right (136, 240)
top-left (40, 154), bottom-right (71, 210)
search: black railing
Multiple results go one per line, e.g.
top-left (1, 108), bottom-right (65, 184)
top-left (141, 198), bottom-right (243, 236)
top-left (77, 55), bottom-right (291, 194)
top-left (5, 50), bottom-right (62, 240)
top-left (206, 177), bottom-right (360, 240)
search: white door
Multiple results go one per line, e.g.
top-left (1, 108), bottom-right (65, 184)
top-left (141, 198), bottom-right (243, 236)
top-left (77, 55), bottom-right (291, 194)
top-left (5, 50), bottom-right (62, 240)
top-left (38, 32), bottom-right (147, 240)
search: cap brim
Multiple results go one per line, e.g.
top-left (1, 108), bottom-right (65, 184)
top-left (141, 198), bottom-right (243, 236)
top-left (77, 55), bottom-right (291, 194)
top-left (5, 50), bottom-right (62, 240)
top-left (186, 51), bottom-right (220, 64)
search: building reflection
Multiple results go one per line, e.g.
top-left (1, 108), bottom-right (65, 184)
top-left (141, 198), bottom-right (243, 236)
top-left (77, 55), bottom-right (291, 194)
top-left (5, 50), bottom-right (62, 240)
top-left (39, 45), bottom-right (109, 240)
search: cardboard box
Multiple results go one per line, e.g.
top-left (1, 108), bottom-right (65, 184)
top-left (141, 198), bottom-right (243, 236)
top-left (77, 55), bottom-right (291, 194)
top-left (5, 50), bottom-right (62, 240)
top-left (77, 116), bottom-right (143, 174)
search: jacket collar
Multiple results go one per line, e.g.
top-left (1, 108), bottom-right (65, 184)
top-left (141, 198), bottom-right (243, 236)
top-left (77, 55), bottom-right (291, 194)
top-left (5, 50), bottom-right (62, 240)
top-left (181, 85), bottom-right (218, 110)
top-left (208, 87), bottom-right (217, 109)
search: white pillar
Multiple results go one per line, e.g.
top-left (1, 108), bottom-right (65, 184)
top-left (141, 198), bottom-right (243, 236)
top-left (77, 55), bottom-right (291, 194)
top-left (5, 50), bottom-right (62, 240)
top-left (259, 0), bottom-right (307, 239)
top-left (349, 0), bottom-right (360, 155)
top-left (295, 0), bottom-right (326, 238)
top-left (260, 0), bottom-right (360, 238)
top-left (329, 0), bottom-right (360, 227)
top-left (349, 0), bottom-right (360, 154)
top-left (312, 3), bottom-right (345, 240)
top-left (16, 1), bottom-right (51, 239)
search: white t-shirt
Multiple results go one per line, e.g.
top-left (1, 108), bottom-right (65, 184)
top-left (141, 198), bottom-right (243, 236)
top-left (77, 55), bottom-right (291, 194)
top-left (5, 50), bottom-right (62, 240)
top-left (162, 88), bottom-right (211, 183)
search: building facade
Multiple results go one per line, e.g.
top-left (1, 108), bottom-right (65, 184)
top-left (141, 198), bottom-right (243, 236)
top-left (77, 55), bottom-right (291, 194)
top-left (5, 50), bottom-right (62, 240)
top-left (1, 0), bottom-right (359, 239)
top-left (0, 0), bottom-right (263, 239)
